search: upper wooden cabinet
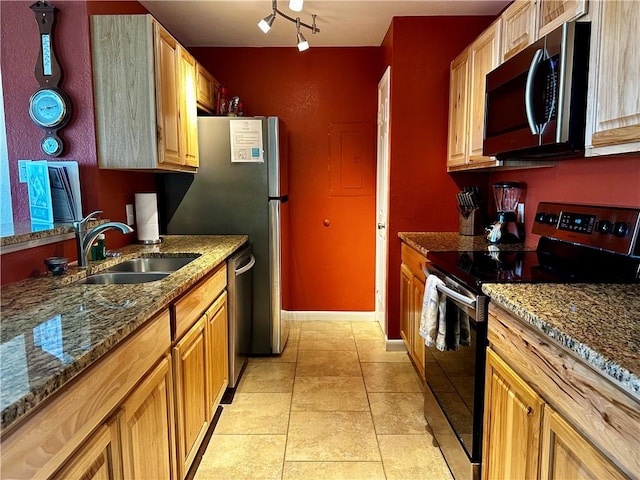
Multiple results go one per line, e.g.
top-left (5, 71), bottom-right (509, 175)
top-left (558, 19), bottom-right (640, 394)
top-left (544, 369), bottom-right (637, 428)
top-left (196, 63), bottom-right (218, 114)
top-left (537, 0), bottom-right (587, 37)
top-left (91, 15), bottom-right (198, 172)
top-left (501, 0), bottom-right (537, 61)
top-left (447, 20), bottom-right (503, 171)
top-left (585, 0), bottom-right (640, 156)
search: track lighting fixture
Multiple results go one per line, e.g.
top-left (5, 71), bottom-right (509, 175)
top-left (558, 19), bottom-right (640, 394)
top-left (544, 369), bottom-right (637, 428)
top-left (257, 0), bottom-right (320, 51)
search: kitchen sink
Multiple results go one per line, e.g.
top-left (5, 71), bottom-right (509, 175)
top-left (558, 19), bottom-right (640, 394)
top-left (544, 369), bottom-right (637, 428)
top-left (104, 256), bottom-right (199, 273)
top-left (78, 272), bottom-right (170, 285)
top-left (77, 255), bottom-right (200, 285)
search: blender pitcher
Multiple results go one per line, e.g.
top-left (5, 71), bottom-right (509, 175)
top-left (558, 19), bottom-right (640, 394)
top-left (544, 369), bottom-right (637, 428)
top-left (486, 182), bottom-right (525, 243)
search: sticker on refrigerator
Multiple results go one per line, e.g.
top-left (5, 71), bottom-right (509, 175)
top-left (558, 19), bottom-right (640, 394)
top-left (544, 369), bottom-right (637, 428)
top-left (230, 119), bottom-right (264, 163)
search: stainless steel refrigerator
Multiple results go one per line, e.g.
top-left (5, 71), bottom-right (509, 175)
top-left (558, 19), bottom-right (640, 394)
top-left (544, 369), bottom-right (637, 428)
top-left (158, 116), bottom-right (289, 355)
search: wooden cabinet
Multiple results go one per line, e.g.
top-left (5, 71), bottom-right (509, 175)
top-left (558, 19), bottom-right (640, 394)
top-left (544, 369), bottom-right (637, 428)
top-left (484, 303), bottom-right (640, 478)
top-left (482, 348), bottom-right (544, 480)
top-left (399, 243), bottom-right (427, 377)
top-left (53, 422), bottom-right (122, 480)
top-left (467, 20), bottom-right (502, 165)
top-left (206, 291), bottom-right (229, 416)
top-left (173, 315), bottom-right (210, 479)
top-left (501, 0), bottom-right (537, 61)
top-left (196, 63), bottom-right (218, 114)
top-left (91, 15), bottom-right (198, 172)
top-left (540, 407), bottom-right (627, 479)
top-left (447, 48), bottom-right (470, 169)
top-left (585, 0), bottom-right (640, 157)
top-left (118, 356), bottom-right (176, 480)
top-left (537, 0), bottom-right (587, 37)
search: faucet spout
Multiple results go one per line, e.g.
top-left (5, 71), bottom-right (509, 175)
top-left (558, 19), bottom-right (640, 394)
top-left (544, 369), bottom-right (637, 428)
top-left (74, 213), bottom-right (134, 268)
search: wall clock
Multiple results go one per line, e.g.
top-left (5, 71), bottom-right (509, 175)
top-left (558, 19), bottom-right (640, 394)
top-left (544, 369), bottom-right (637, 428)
top-left (29, 1), bottom-right (72, 157)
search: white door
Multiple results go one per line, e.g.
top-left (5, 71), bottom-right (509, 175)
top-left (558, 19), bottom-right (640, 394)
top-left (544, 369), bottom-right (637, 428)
top-left (375, 66), bottom-right (391, 335)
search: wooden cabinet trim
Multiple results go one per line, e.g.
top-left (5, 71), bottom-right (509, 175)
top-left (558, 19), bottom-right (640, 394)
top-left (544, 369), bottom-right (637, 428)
top-left (196, 63), bottom-right (217, 113)
top-left (400, 243), bottom-right (427, 282)
top-left (488, 304), bottom-right (640, 477)
top-left (173, 263), bottom-right (227, 340)
top-left (205, 291), bottom-right (229, 417)
top-left (1, 309), bottom-right (171, 479)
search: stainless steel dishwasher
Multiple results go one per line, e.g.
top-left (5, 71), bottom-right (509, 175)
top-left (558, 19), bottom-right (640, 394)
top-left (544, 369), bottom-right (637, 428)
top-left (223, 243), bottom-right (255, 402)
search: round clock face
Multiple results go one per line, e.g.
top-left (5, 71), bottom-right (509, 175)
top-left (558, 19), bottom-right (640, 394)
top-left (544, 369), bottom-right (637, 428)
top-left (28, 88), bottom-right (68, 128)
top-left (41, 136), bottom-right (64, 157)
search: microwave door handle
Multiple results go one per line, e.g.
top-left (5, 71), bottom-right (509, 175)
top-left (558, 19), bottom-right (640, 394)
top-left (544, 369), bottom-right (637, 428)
top-left (525, 48), bottom-right (545, 136)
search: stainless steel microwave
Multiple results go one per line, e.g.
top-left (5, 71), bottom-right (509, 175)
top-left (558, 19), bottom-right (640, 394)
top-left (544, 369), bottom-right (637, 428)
top-left (483, 22), bottom-right (591, 160)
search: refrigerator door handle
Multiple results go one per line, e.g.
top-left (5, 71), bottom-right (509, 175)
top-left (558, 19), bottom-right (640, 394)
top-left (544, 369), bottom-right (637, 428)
top-left (235, 254), bottom-right (256, 276)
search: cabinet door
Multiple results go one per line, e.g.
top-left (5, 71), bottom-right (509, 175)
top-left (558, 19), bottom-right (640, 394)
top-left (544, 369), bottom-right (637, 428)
top-left (467, 19), bottom-right (502, 165)
top-left (179, 48), bottom-right (199, 168)
top-left (400, 263), bottom-right (413, 350)
top-left (206, 291), bottom-right (229, 417)
top-left (502, 0), bottom-right (537, 61)
top-left (586, 0), bottom-right (640, 156)
top-left (154, 22), bottom-right (182, 166)
top-left (119, 356), bottom-right (176, 480)
top-left (53, 422), bottom-right (122, 480)
top-left (540, 408), bottom-right (627, 480)
top-left (482, 348), bottom-right (544, 480)
top-left (537, 0), bottom-right (587, 37)
top-left (173, 316), bottom-right (209, 479)
top-left (447, 49), bottom-right (470, 168)
top-left (196, 63), bottom-right (217, 113)
top-left (411, 275), bottom-right (425, 378)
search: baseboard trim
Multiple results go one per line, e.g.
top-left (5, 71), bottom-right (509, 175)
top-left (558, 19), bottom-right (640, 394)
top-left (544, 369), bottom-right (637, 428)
top-left (385, 339), bottom-right (407, 351)
top-left (282, 310), bottom-right (376, 322)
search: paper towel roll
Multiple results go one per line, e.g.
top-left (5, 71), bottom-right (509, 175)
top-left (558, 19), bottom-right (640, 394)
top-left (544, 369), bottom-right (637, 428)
top-left (134, 193), bottom-right (161, 244)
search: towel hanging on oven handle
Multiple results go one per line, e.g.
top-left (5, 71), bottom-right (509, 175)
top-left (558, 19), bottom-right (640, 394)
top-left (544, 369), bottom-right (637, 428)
top-left (422, 267), bottom-right (476, 309)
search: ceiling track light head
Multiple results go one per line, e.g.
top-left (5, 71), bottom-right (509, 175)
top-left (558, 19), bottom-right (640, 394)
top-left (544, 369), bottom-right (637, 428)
top-left (257, 0), bottom-right (319, 50)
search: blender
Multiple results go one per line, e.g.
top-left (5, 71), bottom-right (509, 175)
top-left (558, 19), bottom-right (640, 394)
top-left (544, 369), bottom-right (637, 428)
top-left (486, 182), bottom-right (525, 244)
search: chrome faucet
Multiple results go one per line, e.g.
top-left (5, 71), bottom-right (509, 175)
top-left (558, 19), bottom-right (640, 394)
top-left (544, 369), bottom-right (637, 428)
top-left (73, 211), bottom-right (134, 268)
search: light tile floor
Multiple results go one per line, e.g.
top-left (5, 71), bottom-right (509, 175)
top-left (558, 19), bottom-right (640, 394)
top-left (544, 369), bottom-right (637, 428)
top-left (194, 320), bottom-right (454, 480)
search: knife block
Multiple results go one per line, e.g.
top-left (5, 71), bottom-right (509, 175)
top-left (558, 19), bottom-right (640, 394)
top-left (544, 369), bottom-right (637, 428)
top-left (459, 210), bottom-right (484, 236)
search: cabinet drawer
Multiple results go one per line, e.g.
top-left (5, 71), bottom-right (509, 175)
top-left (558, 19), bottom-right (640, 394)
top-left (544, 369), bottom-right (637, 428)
top-left (401, 243), bottom-right (428, 282)
top-left (173, 264), bottom-right (227, 340)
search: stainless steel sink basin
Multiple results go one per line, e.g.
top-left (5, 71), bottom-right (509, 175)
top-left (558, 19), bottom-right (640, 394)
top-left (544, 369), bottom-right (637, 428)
top-left (105, 256), bottom-right (199, 273)
top-left (78, 272), bottom-right (170, 285)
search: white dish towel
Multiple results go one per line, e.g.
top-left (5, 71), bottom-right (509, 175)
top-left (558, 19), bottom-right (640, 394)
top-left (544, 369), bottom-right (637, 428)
top-left (419, 275), bottom-right (447, 351)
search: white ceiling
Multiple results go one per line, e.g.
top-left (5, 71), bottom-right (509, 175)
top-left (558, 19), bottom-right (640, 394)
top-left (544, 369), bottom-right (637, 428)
top-left (139, 0), bottom-right (510, 48)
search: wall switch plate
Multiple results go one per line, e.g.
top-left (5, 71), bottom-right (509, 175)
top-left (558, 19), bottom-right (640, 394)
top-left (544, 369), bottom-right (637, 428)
top-left (126, 204), bottom-right (135, 225)
top-left (18, 160), bottom-right (30, 183)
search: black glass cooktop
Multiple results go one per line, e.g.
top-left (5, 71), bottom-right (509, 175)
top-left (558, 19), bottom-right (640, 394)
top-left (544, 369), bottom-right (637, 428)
top-left (428, 242), bottom-right (640, 292)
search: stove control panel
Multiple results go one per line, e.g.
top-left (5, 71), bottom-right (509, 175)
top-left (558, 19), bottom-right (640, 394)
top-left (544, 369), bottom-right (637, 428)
top-left (533, 202), bottom-right (640, 256)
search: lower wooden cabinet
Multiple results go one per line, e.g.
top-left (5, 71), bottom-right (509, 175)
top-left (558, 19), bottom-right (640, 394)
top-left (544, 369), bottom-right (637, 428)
top-left (540, 408), bottom-right (626, 480)
top-left (118, 356), bottom-right (176, 480)
top-left (482, 348), bottom-right (543, 480)
top-left (206, 291), bottom-right (229, 416)
top-left (484, 304), bottom-right (640, 478)
top-left (53, 422), bottom-right (122, 480)
top-left (399, 243), bottom-right (428, 377)
top-left (173, 315), bottom-right (210, 479)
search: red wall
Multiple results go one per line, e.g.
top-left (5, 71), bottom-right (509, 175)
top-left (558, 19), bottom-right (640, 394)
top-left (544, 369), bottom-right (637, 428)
top-left (192, 47), bottom-right (383, 311)
top-left (1, 1), bottom-right (153, 284)
top-left (490, 154), bottom-right (640, 247)
top-left (384, 17), bottom-right (494, 339)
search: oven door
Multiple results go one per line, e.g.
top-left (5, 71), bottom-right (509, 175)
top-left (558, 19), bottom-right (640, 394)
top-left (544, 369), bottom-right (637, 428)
top-left (422, 265), bottom-right (488, 472)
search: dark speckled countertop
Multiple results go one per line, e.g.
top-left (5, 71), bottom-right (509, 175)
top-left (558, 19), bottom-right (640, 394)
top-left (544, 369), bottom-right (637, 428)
top-left (0, 235), bottom-right (247, 431)
top-left (483, 283), bottom-right (640, 400)
top-left (399, 232), bottom-right (639, 401)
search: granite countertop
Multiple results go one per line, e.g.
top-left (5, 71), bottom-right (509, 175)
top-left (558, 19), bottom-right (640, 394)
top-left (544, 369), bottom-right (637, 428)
top-left (483, 283), bottom-right (640, 400)
top-left (398, 231), bottom-right (535, 255)
top-left (0, 235), bottom-right (248, 431)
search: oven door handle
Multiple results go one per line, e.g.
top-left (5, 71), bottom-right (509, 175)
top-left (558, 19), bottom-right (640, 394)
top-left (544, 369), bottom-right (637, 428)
top-left (437, 283), bottom-right (477, 309)
top-left (423, 267), bottom-right (477, 309)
